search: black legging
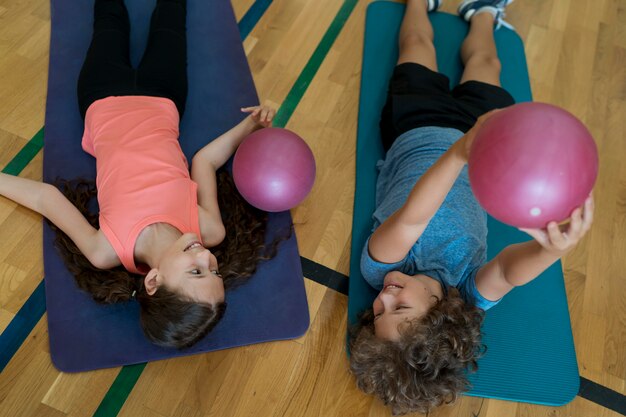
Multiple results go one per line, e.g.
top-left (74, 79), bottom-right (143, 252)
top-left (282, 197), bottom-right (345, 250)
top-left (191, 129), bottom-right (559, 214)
top-left (77, 0), bottom-right (188, 119)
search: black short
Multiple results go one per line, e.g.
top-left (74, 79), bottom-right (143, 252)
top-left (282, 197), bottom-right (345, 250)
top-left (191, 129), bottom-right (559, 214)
top-left (379, 62), bottom-right (515, 151)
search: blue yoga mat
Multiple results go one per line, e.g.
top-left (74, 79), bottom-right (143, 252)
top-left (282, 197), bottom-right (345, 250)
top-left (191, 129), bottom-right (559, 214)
top-left (348, 2), bottom-right (579, 406)
top-left (43, 0), bottom-right (309, 372)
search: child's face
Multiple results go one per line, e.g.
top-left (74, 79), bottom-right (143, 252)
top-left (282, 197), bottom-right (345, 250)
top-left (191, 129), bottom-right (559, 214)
top-left (157, 233), bottom-right (225, 305)
top-left (372, 272), bottom-right (442, 341)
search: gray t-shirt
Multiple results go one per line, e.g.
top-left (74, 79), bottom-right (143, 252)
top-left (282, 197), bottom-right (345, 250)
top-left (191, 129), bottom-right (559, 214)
top-left (360, 126), bottom-right (499, 310)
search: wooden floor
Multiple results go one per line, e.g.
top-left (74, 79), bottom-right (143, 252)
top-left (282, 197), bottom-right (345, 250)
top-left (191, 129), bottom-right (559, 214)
top-left (0, 0), bottom-right (624, 416)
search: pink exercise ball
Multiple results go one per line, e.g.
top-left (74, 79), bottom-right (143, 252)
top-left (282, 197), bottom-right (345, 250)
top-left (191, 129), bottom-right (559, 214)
top-left (233, 127), bottom-right (316, 212)
top-left (468, 102), bottom-right (598, 229)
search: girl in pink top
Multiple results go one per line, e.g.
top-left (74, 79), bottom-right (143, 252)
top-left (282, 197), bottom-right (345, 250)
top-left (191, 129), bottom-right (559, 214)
top-left (0, 0), bottom-right (281, 349)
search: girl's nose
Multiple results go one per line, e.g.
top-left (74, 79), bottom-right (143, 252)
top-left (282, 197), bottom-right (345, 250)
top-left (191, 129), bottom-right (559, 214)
top-left (196, 249), bottom-right (211, 266)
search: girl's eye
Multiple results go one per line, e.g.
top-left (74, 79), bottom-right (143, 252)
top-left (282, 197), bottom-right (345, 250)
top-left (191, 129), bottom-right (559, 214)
top-left (191, 268), bottom-right (201, 275)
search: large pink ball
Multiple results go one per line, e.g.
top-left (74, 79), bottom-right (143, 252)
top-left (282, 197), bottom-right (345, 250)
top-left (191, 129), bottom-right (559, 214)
top-left (233, 127), bottom-right (316, 212)
top-left (468, 102), bottom-right (598, 228)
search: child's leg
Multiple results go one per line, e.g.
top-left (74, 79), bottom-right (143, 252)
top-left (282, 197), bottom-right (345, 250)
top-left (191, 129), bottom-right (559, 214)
top-left (459, 12), bottom-right (501, 85)
top-left (450, 9), bottom-right (515, 131)
top-left (136, 0), bottom-right (188, 117)
top-left (379, 0), bottom-right (450, 150)
top-left (397, 0), bottom-right (437, 71)
top-left (77, 0), bottom-right (134, 119)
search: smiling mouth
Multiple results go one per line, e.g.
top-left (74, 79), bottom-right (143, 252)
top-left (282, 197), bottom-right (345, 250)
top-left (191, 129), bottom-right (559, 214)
top-left (383, 284), bottom-right (403, 291)
top-left (184, 241), bottom-right (203, 251)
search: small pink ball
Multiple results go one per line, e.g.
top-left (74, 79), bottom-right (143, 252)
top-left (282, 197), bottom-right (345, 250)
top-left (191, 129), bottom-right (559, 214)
top-left (233, 127), bottom-right (316, 212)
top-left (468, 102), bottom-right (598, 228)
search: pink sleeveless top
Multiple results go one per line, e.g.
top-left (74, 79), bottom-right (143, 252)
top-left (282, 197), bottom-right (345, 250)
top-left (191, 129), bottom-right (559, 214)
top-left (82, 96), bottom-right (202, 274)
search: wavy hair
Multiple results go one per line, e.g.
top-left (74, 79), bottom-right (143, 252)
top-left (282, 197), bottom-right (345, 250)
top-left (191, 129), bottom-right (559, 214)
top-left (48, 170), bottom-right (287, 349)
top-left (349, 288), bottom-right (485, 415)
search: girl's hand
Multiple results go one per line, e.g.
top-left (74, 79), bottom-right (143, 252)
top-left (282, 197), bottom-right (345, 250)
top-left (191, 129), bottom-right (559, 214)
top-left (454, 109), bottom-right (501, 162)
top-left (520, 196), bottom-right (594, 256)
top-left (241, 105), bottom-right (275, 128)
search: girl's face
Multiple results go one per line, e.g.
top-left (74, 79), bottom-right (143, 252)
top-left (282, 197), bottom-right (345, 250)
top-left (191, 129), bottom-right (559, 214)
top-left (372, 272), bottom-right (442, 341)
top-left (157, 233), bottom-right (225, 305)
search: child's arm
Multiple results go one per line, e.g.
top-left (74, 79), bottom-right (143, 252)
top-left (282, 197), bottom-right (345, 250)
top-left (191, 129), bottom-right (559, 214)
top-left (475, 197), bottom-right (594, 301)
top-left (0, 173), bottom-right (119, 268)
top-left (191, 105), bottom-right (274, 245)
top-left (368, 112), bottom-right (494, 264)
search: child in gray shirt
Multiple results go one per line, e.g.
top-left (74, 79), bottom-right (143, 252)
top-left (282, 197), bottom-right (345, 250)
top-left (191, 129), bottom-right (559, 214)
top-left (349, 0), bottom-right (594, 415)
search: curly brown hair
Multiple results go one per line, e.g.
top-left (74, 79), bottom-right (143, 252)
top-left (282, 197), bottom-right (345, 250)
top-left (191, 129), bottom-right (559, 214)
top-left (49, 170), bottom-right (288, 349)
top-left (349, 287), bottom-right (485, 415)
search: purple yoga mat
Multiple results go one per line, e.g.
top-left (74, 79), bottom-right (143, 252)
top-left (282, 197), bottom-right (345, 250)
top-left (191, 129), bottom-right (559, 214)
top-left (43, 0), bottom-right (309, 372)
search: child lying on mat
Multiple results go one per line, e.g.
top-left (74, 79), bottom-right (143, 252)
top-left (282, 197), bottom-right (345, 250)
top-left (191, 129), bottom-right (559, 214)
top-left (349, 0), bottom-right (593, 414)
top-left (0, 0), bottom-right (282, 349)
